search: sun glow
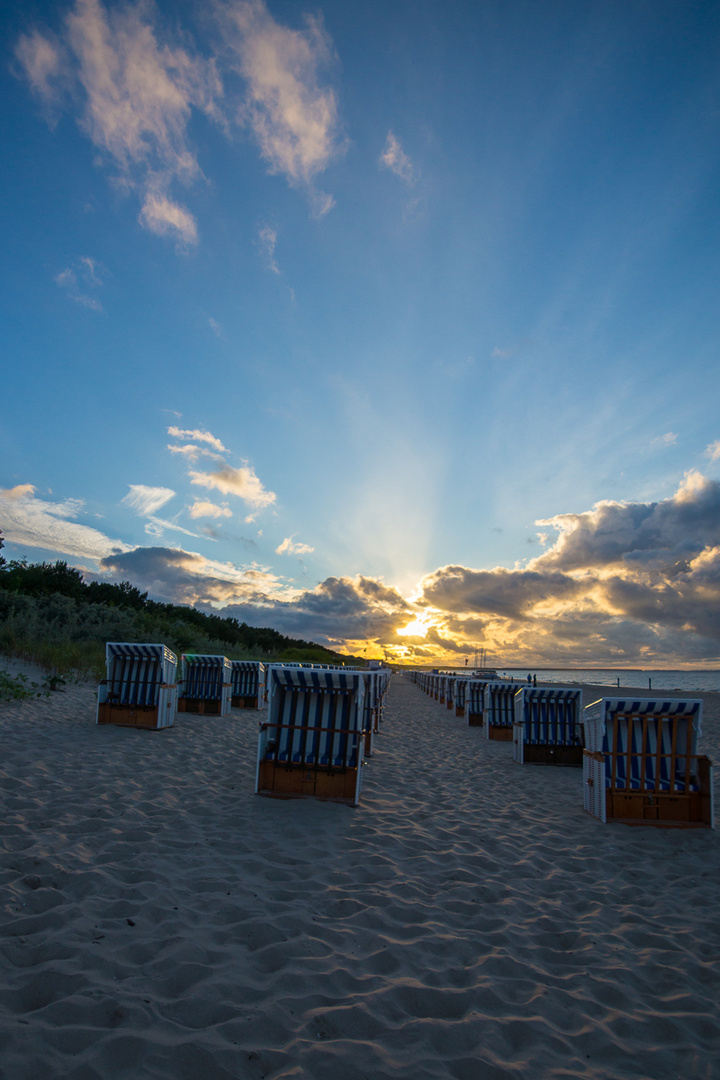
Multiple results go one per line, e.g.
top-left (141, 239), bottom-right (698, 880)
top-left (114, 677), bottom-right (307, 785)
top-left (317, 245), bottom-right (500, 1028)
top-left (397, 613), bottom-right (432, 638)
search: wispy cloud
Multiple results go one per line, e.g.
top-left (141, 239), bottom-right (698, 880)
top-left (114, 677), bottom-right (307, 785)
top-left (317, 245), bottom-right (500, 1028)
top-left (651, 431), bottom-right (677, 447)
top-left (54, 254), bottom-right (105, 310)
top-left (705, 440), bottom-right (720, 462)
top-left (221, 0), bottom-right (343, 212)
top-left (143, 516), bottom-right (202, 540)
top-left (379, 131), bottom-right (416, 184)
top-left (167, 426), bottom-right (228, 452)
top-left (121, 484), bottom-right (175, 517)
top-left (209, 317), bottom-right (225, 340)
top-left (14, 29), bottom-right (68, 115)
top-left (16, 0), bottom-right (344, 242)
top-left (16, 0), bottom-right (220, 247)
top-left (257, 224), bottom-right (280, 273)
top-left (0, 483), bottom-right (131, 561)
top-left (189, 464), bottom-right (276, 508)
top-left (276, 536), bottom-right (314, 555)
top-left (168, 443), bottom-right (225, 463)
top-left (139, 191), bottom-right (198, 246)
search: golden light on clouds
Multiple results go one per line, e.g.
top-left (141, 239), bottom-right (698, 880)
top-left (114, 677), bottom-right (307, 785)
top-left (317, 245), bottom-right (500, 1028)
top-left (397, 612), bottom-right (433, 638)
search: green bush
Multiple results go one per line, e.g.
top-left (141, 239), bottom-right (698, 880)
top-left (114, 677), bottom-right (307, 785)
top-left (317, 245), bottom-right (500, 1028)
top-left (0, 669), bottom-right (47, 703)
top-left (0, 557), bottom-right (364, 675)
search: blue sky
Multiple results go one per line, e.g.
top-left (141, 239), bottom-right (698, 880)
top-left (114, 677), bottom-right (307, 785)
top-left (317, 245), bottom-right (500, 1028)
top-left (2, 0), bottom-right (720, 666)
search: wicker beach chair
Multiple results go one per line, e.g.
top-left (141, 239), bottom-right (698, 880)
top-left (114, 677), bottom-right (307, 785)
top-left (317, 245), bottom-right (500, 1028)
top-left (465, 679), bottom-right (490, 726)
top-left (230, 660), bottom-right (266, 709)
top-left (256, 667), bottom-right (366, 805)
top-left (453, 675), bottom-right (473, 717)
top-left (483, 682), bottom-right (517, 741)
top-left (97, 642), bottom-right (177, 729)
top-left (178, 654), bottom-right (232, 716)
top-left (513, 687), bottom-right (583, 765)
top-left (583, 697), bottom-right (714, 827)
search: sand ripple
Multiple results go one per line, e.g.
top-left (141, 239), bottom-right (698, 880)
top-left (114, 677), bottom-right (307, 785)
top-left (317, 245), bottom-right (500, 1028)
top-left (1, 669), bottom-right (719, 1078)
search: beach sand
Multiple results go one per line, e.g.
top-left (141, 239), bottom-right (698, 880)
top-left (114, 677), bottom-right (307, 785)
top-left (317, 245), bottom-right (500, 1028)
top-left (1, 660), bottom-right (719, 1079)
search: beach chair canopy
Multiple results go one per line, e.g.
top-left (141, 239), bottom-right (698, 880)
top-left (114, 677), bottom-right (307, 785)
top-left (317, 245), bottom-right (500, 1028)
top-left (181, 654), bottom-right (231, 700)
top-left (104, 642), bottom-right (176, 707)
top-left (230, 660), bottom-right (265, 697)
top-left (265, 667), bottom-right (365, 769)
top-left (515, 687), bottom-right (582, 746)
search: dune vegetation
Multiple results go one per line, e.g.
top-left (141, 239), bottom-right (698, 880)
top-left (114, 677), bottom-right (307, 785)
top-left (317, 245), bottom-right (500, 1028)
top-left (0, 535), bottom-right (360, 682)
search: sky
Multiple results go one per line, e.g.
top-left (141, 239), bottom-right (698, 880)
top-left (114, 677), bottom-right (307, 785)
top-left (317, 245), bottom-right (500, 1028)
top-left (2, 0), bottom-right (720, 667)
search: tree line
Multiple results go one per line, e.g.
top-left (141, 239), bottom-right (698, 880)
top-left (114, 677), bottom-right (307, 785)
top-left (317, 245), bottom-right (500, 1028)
top-left (0, 533), bottom-right (359, 669)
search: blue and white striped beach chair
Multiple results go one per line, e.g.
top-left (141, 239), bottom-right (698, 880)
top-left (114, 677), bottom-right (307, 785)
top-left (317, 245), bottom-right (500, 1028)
top-left (513, 687), bottom-right (583, 765)
top-left (483, 682), bottom-right (517, 741)
top-left (256, 667), bottom-right (366, 804)
top-left (97, 643), bottom-right (177, 729)
top-left (465, 679), bottom-right (490, 726)
top-left (179, 654), bottom-right (232, 716)
top-left (583, 697), bottom-right (714, 827)
top-left (230, 660), bottom-right (266, 709)
top-left (453, 676), bottom-right (468, 717)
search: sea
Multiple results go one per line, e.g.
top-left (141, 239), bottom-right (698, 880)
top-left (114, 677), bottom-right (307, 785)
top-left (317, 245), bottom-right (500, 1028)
top-left (498, 669), bottom-right (720, 694)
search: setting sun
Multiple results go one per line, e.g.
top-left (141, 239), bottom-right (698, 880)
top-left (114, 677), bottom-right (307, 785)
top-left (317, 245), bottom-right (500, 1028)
top-left (397, 614), bottom-right (432, 638)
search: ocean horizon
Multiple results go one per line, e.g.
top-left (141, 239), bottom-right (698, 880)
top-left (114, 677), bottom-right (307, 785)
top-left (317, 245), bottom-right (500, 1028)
top-left (497, 668), bottom-right (720, 694)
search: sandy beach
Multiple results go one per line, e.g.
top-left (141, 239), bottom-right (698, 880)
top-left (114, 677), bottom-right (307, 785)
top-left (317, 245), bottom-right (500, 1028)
top-left (1, 660), bottom-right (719, 1079)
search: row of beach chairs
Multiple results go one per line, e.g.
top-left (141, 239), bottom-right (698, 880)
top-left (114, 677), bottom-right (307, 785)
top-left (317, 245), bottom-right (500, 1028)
top-left (96, 646), bottom-right (264, 725)
top-left (96, 643), bottom-right (391, 805)
top-left (408, 670), bottom-right (715, 829)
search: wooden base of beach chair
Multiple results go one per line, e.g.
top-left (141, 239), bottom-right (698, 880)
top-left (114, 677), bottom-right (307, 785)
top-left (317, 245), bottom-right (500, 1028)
top-left (446, 700), bottom-right (453, 710)
top-left (178, 698), bottom-right (222, 715)
top-left (231, 694), bottom-right (259, 708)
top-left (488, 725), bottom-right (513, 741)
top-left (97, 703), bottom-right (165, 729)
top-left (523, 744), bottom-right (583, 766)
top-left (257, 760), bottom-right (359, 805)
top-left (455, 706), bottom-right (464, 717)
top-left (467, 713), bottom-right (483, 727)
top-left (606, 756), bottom-right (713, 827)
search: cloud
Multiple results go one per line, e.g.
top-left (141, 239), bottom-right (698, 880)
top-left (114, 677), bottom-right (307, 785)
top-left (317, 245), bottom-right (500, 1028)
top-left (209, 317), bottom-right (225, 339)
top-left (121, 484), bottom-right (175, 517)
top-left (379, 131), bottom-right (416, 184)
top-left (275, 536), bottom-right (314, 555)
top-left (189, 500), bottom-right (232, 520)
top-left (167, 423), bottom-right (276, 520)
top-left (257, 224), bottom-right (280, 273)
top-left (651, 431), bottom-right (677, 447)
top-left (16, 0), bottom-right (343, 242)
top-left (705, 440), bottom-right (720, 462)
top-left (139, 191), bottom-right (198, 246)
top-left (16, 0), bottom-right (220, 246)
top-left (410, 471), bottom-right (720, 665)
top-left (0, 484), bottom-right (131, 561)
top-left (531, 470), bottom-right (720, 574)
top-left (221, 574), bottom-right (412, 648)
top-left (189, 464), bottom-right (276, 508)
top-left (100, 545), bottom-right (293, 606)
top-left (54, 254), bottom-right (105, 310)
top-left (14, 29), bottom-right (68, 114)
top-left (419, 565), bottom-right (583, 620)
top-left (167, 427), bottom-right (228, 452)
top-left (220, 0), bottom-right (342, 209)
